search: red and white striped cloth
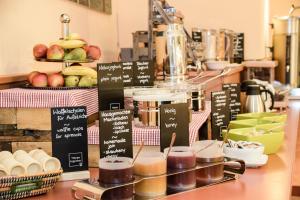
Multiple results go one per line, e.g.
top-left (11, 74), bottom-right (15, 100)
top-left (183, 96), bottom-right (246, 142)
top-left (0, 88), bottom-right (98, 116)
top-left (88, 101), bottom-right (211, 146)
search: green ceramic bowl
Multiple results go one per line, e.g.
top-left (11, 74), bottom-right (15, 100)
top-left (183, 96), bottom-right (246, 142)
top-left (236, 112), bottom-right (284, 120)
top-left (222, 127), bottom-right (284, 154)
top-left (229, 119), bottom-right (284, 130)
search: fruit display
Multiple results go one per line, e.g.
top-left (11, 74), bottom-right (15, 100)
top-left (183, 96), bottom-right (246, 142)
top-left (33, 33), bottom-right (101, 62)
top-left (26, 66), bottom-right (97, 88)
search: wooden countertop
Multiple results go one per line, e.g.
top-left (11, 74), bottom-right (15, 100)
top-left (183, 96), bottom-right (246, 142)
top-left (28, 99), bottom-right (299, 200)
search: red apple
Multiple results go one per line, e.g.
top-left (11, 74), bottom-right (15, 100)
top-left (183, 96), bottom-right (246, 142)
top-left (27, 71), bottom-right (40, 84)
top-left (82, 45), bottom-right (89, 53)
top-left (33, 44), bottom-right (48, 59)
top-left (47, 73), bottom-right (64, 87)
top-left (87, 45), bottom-right (101, 60)
top-left (32, 73), bottom-right (48, 87)
top-left (47, 45), bottom-right (64, 60)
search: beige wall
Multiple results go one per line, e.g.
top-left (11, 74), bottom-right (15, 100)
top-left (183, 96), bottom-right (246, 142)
top-left (0, 0), bottom-right (118, 75)
top-left (1, 0), bottom-right (287, 76)
top-left (117, 0), bottom-right (268, 60)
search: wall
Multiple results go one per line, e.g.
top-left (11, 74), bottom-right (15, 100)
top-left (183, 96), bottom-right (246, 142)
top-left (0, 0), bottom-right (118, 75)
top-left (116, 0), bottom-right (267, 60)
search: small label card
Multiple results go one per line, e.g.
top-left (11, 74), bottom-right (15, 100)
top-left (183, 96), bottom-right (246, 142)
top-left (97, 63), bottom-right (124, 111)
top-left (223, 83), bottom-right (241, 120)
top-left (160, 103), bottom-right (189, 152)
top-left (51, 106), bottom-right (88, 172)
top-left (211, 91), bottom-right (230, 140)
top-left (133, 60), bottom-right (154, 87)
top-left (99, 109), bottom-right (133, 158)
top-left (120, 61), bottom-right (134, 87)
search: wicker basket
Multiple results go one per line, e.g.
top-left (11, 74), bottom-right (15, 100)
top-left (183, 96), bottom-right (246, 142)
top-left (0, 170), bottom-right (63, 200)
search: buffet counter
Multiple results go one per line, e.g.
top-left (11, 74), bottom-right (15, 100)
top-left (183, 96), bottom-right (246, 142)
top-left (28, 98), bottom-right (299, 200)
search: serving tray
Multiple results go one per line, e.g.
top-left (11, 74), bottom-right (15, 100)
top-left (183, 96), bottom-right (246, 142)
top-left (21, 84), bottom-right (97, 90)
top-left (72, 158), bottom-right (245, 200)
top-left (35, 58), bottom-right (95, 63)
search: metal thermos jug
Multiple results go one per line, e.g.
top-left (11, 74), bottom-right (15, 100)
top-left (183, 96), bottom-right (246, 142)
top-left (245, 85), bottom-right (274, 113)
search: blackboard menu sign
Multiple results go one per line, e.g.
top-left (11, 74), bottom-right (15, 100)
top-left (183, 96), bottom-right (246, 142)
top-left (211, 91), bottom-right (230, 140)
top-left (192, 31), bottom-right (202, 42)
top-left (223, 83), bottom-right (241, 120)
top-left (160, 103), bottom-right (189, 152)
top-left (133, 60), bottom-right (154, 86)
top-left (120, 62), bottom-right (134, 87)
top-left (99, 109), bottom-right (133, 158)
top-left (51, 106), bottom-right (88, 173)
top-left (97, 63), bottom-right (124, 111)
top-left (233, 33), bottom-right (244, 63)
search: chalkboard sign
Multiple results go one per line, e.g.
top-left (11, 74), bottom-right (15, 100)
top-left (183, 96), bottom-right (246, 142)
top-left (223, 83), bottom-right (241, 120)
top-left (192, 31), bottom-right (202, 42)
top-left (120, 61), bottom-right (134, 87)
top-left (211, 91), bottom-right (230, 140)
top-left (99, 109), bottom-right (133, 158)
top-left (97, 63), bottom-right (124, 111)
top-left (160, 103), bottom-right (189, 152)
top-left (133, 60), bottom-right (154, 86)
top-left (233, 33), bottom-right (244, 63)
top-left (51, 106), bottom-right (88, 173)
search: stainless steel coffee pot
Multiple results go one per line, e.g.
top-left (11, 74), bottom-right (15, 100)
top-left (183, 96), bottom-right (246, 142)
top-left (245, 85), bottom-right (274, 113)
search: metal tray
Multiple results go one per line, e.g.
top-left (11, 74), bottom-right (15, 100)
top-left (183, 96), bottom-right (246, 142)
top-left (72, 158), bottom-right (245, 200)
top-left (21, 83), bottom-right (97, 90)
top-left (34, 58), bottom-right (95, 63)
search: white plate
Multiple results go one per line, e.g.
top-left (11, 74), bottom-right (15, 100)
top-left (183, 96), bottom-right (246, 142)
top-left (226, 154), bottom-right (268, 168)
top-left (205, 61), bottom-right (229, 70)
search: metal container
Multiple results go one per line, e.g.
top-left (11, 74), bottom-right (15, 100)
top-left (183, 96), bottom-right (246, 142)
top-left (133, 89), bottom-right (191, 127)
top-left (273, 16), bottom-right (300, 87)
top-left (124, 87), bottom-right (167, 118)
top-left (158, 82), bottom-right (206, 112)
top-left (166, 23), bottom-right (188, 82)
top-left (202, 29), bottom-right (217, 61)
top-left (190, 88), bottom-right (206, 112)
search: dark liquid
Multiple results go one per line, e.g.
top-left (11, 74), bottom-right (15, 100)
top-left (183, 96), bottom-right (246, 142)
top-left (99, 167), bottom-right (133, 200)
top-left (99, 167), bottom-right (133, 184)
top-left (167, 153), bottom-right (196, 193)
top-left (196, 164), bottom-right (224, 186)
top-left (167, 154), bottom-right (196, 169)
top-left (101, 183), bottom-right (133, 200)
top-left (167, 170), bottom-right (196, 193)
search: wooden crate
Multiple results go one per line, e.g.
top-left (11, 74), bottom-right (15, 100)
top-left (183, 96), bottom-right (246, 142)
top-left (16, 108), bottom-right (98, 131)
top-left (17, 108), bottom-right (51, 130)
top-left (0, 108), bottom-right (17, 125)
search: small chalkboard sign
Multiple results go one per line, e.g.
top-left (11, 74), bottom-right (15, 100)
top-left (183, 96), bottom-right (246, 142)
top-left (233, 33), bottom-right (244, 63)
top-left (211, 91), bottom-right (230, 140)
top-left (223, 83), bottom-right (241, 120)
top-left (99, 109), bottom-right (133, 158)
top-left (133, 60), bottom-right (154, 86)
top-left (97, 63), bottom-right (124, 111)
top-left (120, 62), bottom-right (134, 87)
top-left (192, 31), bottom-right (202, 42)
top-left (160, 103), bottom-right (189, 152)
top-left (51, 106), bottom-right (88, 173)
